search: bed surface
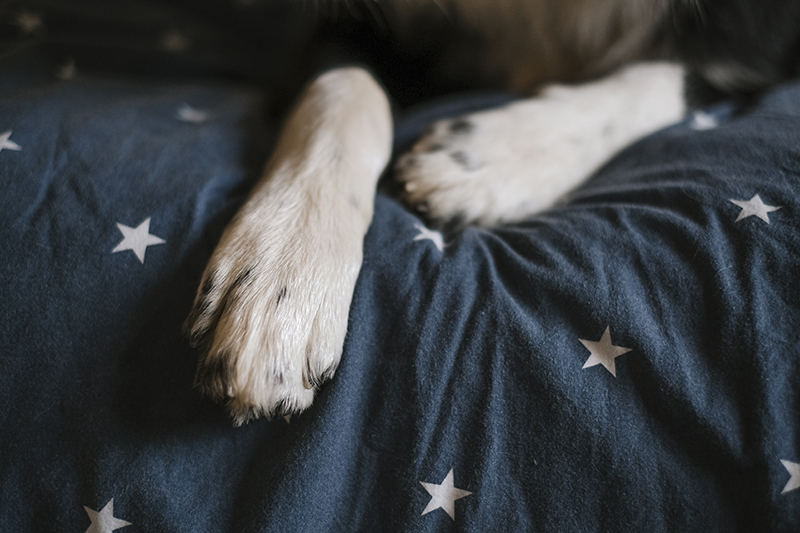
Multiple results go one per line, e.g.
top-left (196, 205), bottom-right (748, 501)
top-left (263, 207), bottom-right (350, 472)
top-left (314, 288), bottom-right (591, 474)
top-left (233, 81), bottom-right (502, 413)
top-left (2, 1), bottom-right (800, 531)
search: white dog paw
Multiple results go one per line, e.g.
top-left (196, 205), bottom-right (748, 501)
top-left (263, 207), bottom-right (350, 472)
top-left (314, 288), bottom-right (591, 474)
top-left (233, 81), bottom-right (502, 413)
top-left (185, 203), bottom-right (362, 425)
top-left (396, 112), bottom-right (537, 227)
top-left (397, 62), bottom-right (686, 227)
top-left (184, 67), bottom-right (392, 425)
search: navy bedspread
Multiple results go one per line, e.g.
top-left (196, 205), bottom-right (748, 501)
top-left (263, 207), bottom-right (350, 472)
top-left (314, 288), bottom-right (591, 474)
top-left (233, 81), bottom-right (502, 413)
top-left (2, 2), bottom-right (800, 531)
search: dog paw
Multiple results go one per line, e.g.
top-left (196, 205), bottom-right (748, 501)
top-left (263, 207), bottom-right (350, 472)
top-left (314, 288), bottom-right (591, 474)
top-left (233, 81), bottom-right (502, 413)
top-left (397, 112), bottom-right (540, 227)
top-left (184, 198), bottom-right (362, 425)
top-left (183, 67), bottom-right (391, 425)
top-left (396, 63), bottom-right (686, 227)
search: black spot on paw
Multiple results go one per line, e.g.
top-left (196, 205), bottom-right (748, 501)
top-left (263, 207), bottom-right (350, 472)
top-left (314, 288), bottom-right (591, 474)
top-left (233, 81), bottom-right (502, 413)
top-left (450, 150), bottom-right (470, 167)
top-left (276, 286), bottom-right (288, 306)
top-left (194, 276), bottom-right (220, 312)
top-left (449, 150), bottom-right (485, 172)
top-left (232, 267), bottom-right (254, 289)
top-left (200, 276), bottom-right (215, 297)
top-left (449, 118), bottom-right (474, 134)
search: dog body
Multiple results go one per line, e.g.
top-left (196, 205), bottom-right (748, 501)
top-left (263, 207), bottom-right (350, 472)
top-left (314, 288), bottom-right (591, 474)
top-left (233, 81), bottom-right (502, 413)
top-left (185, 0), bottom-right (800, 423)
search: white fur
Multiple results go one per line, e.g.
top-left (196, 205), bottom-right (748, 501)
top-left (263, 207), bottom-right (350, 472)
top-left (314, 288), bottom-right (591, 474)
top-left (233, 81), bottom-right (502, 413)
top-left (398, 62), bottom-right (687, 226)
top-left (187, 68), bottom-right (392, 424)
top-left (189, 63), bottom-right (685, 423)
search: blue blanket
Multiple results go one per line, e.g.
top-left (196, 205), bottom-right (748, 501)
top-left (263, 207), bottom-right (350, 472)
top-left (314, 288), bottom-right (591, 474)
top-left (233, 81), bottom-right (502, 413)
top-left (2, 2), bottom-right (799, 531)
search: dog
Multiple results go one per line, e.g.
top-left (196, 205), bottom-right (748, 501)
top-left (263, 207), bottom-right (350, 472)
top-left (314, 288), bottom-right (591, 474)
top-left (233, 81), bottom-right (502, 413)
top-left (183, 0), bottom-right (800, 424)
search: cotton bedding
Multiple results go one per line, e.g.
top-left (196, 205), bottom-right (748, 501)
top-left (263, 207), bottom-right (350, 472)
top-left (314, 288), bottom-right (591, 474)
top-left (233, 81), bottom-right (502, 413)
top-left (2, 1), bottom-right (800, 531)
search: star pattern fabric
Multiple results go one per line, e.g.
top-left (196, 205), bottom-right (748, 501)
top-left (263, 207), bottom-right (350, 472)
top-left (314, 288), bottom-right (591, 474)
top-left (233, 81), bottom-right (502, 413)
top-left (782, 460), bottom-right (800, 494)
top-left (690, 111), bottom-right (719, 131)
top-left (84, 500), bottom-right (132, 533)
top-left (730, 194), bottom-right (781, 223)
top-left (0, 131), bottom-right (22, 153)
top-left (413, 223), bottom-right (445, 252)
top-left (580, 326), bottom-right (633, 377)
top-left (176, 104), bottom-right (209, 123)
top-left (111, 217), bottom-right (166, 263)
top-left (420, 469), bottom-right (472, 520)
top-left (2, 3), bottom-right (800, 531)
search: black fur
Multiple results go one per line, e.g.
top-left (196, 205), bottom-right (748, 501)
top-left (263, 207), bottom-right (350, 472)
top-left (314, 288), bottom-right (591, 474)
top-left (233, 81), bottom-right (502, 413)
top-left (449, 118), bottom-right (475, 135)
top-left (294, 0), bottom-right (800, 108)
top-left (668, 0), bottom-right (800, 93)
top-left (276, 286), bottom-right (288, 306)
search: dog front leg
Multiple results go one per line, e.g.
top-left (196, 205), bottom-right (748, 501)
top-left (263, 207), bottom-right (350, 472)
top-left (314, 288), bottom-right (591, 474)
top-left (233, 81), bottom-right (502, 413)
top-left (185, 68), bottom-right (392, 424)
top-left (397, 62), bottom-right (687, 227)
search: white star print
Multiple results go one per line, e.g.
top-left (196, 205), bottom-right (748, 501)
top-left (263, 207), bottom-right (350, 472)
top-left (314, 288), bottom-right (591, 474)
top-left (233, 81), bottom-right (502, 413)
top-left (781, 460), bottom-right (800, 494)
top-left (0, 131), bottom-right (22, 153)
top-left (111, 217), bottom-right (166, 263)
top-left (580, 326), bottom-right (633, 377)
top-left (730, 194), bottom-right (781, 224)
top-left (413, 223), bottom-right (445, 252)
top-left (690, 110), bottom-right (718, 131)
top-left (420, 469), bottom-right (472, 521)
top-left (176, 104), bottom-right (209, 123)
top-left (15, 11), bottom-right (42, 34)
top-left (84, 499), bottom-right (132, 533)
